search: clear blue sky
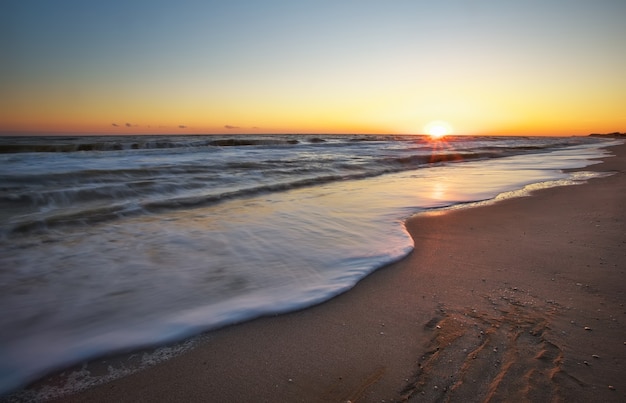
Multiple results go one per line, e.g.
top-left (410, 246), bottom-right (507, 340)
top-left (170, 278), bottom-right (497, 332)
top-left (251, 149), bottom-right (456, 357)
top-left (2, 0), bottom-right (625, 135)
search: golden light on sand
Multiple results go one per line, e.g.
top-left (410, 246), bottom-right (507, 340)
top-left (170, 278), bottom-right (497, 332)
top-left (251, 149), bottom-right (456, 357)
top-left (424, 121), bottom-right (453, 139)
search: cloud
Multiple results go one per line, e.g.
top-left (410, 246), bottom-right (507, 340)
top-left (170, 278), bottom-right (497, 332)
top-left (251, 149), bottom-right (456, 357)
top-left (125, 123), bottom-right (132, 128)
top-left (224, 125), bottom-right (240, 129)
top-left (112, 123), bottom-right (119, 127)
top-left (178, 125), bottom-right (187, 129)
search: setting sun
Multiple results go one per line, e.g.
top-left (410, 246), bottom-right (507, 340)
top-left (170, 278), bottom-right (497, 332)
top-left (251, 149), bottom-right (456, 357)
top-left (424, 121), bottom-right (453, 139)
top-left (1, 2), bottom-right (624, 136)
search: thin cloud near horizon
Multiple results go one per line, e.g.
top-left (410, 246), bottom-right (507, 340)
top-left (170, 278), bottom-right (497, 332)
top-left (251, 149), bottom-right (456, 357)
top-left (111, 123), bottom-right (190, 129)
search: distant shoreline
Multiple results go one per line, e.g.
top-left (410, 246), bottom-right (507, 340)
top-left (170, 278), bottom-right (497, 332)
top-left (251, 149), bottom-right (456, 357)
top-left (589, 132), bottom-right (626, 138)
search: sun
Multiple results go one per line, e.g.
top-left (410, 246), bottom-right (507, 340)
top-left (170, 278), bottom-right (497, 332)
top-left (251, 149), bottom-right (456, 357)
top-left (428, 125), bottom-right (447, 139)
top-left (424, 121), bottom-right (452, 139)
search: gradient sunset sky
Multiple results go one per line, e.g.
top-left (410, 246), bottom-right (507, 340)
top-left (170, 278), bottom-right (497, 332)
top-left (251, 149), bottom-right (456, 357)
top-left (2, 0), bottom-right (625, 136)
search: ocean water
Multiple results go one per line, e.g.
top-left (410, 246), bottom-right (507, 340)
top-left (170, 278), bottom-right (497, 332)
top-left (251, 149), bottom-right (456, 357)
top-left (0, 134), bottom-right (619, 397)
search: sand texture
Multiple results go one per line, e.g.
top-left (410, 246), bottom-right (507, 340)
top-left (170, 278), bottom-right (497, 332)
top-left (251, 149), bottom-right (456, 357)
top-left (19, 144), bottom-right (626, 402)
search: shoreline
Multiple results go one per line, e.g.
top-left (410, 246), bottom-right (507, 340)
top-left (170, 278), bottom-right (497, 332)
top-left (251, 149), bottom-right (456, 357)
top-left (8, 143), bottom-right (626, 402)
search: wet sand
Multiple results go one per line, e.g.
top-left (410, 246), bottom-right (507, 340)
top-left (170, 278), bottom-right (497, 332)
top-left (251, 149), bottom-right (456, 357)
top-left (39, 143), bottom-right (626, 402)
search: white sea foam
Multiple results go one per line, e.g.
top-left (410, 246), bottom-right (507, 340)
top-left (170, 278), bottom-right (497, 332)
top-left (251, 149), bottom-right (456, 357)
top-left (0, 136), bottom-right (621, 398)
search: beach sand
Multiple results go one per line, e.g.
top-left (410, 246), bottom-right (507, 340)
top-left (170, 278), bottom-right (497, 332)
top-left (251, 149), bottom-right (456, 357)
top-left (46, 143), bottom-right (625, 402)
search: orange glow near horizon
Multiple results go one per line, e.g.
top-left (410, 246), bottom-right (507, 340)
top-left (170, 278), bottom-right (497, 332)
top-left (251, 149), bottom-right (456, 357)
top-left (2, 3), bottom-right (624, 137)
top-left (2, 95), bottom-right (624, 136)
top-left (3, 100), bottom-right (623, 137)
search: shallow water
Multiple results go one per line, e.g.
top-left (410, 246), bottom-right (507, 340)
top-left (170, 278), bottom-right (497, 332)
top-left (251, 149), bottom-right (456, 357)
top-left (0, 135), bottom-right (619, 395)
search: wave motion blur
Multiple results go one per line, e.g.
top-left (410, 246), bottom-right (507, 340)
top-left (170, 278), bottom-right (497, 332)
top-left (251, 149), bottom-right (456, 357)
top-left (0, 134), bottom-right (619, 396)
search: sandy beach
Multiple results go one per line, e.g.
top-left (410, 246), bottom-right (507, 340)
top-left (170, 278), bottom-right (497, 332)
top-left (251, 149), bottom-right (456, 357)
top-left (31, 143), bottom-right (625, 402)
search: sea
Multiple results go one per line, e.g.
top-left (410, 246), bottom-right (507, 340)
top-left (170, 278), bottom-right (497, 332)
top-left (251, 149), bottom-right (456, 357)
top-left (0, 134), bottom-right (620, 399)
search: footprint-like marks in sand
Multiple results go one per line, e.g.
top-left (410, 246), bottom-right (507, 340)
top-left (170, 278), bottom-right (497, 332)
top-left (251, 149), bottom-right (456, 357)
top-left (399, 288), bottom-right (583, 402)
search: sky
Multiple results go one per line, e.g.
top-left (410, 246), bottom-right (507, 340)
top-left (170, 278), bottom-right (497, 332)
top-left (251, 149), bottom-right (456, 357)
top-left (1, 0), bottom-right (625, 136)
